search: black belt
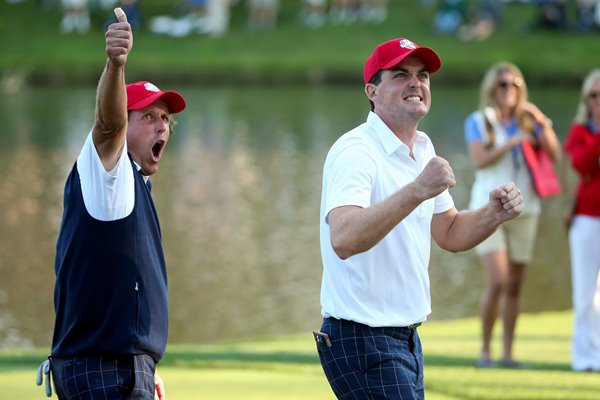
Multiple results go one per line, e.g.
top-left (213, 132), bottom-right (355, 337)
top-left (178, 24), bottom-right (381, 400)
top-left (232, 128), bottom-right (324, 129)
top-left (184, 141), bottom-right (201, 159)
top-left (327, 317), bottom-right (422, 330)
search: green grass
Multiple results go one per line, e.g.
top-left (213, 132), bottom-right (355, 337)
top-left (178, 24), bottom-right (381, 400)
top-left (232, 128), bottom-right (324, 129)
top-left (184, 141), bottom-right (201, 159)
top-left (3, 310), bottom-right (599, 399)
top-left (2, 1), bottom-right (599, 86)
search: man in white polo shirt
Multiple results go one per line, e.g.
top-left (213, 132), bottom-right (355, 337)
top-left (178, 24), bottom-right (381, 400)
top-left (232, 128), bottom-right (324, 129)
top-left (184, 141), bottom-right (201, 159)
top-left (315, 37), bottom-right (524, 400)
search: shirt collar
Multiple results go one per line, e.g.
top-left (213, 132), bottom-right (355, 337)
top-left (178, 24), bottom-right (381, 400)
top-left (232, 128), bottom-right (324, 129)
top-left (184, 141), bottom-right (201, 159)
top-left (132, 160), bottom-right (150, 183)
top-left (366, 111), bottom-right (427, 156)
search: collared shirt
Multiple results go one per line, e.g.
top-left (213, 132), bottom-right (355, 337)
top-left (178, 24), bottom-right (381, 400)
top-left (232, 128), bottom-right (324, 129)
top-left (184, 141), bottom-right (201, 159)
top-left (77, 131), bottom-right (144, 221)
top-left (319, 112), bottom-right (454, 328)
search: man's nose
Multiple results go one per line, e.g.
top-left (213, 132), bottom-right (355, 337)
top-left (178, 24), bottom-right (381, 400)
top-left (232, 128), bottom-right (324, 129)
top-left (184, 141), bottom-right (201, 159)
top-left (156, 119), bottom-right (169, 132)
top-left (408, 74), bottom-right (421, 87)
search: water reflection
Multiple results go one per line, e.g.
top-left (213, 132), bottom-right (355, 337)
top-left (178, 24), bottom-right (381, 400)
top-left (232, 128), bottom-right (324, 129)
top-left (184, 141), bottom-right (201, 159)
top-left (0, 84), bottom-right (577, 348)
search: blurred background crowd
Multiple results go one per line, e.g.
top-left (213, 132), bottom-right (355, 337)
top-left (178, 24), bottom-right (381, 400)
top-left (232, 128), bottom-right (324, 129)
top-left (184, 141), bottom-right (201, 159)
top-left (5, 0), bottom-right (600, 39)
top-left (433, 0), bottom-right (600, 41)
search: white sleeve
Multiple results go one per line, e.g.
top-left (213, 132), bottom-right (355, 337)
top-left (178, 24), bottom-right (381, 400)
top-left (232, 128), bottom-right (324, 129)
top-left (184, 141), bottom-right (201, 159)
top-left (324, 139), bottom-right (376, 218)
top-left (433, 189), bottom-right (455, 214)
top-left (76, 131), bottom-right (135, 221)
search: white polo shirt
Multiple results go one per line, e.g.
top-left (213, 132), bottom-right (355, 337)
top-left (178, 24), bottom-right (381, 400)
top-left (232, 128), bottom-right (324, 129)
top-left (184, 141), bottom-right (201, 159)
top-left (319, 112), bottom-right (454, 327)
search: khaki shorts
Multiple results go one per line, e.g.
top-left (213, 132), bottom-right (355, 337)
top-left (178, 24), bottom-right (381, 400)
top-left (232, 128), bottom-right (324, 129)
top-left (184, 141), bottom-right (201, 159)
top-left (475, 214), bottom-right (539, 264)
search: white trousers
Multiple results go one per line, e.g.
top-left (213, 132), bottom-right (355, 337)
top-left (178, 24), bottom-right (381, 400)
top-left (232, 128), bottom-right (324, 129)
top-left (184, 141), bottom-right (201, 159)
top-left (569, 215), bottom-right (600, 371)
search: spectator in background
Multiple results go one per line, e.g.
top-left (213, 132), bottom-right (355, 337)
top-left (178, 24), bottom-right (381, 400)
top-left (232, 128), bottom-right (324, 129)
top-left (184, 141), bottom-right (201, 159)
top-left (300, 0), bottom-right (327, 28)
top-left (247, 0), bottom-right (279, 30)
top-left (330, 0), bottom-right (359, 24)
top-left (359, 0), bottom-right (388, 23)
top-left (575, 0), bottom-right (600, 32)
top-left (464, 62), bottom-right (561, 369)
top-left (156, 0), bottom-right (231, 37)
top-left (533, 0), bottom-right (567, 30)
top-left (564, 69), bottom-right (600, 372)
top-left (458, 0), bottom-right (503, 41)
top-left (60, 0), bottom-right (90, 34)
top-left (204, 0), bottom-right (231, 37)
top-left (187, 0), bottom-right (210, 31)
top-left (433, 0), bottom-right (467, 35)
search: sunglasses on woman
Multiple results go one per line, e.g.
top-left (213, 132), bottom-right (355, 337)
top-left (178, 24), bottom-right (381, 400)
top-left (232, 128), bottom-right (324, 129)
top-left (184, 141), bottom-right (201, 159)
top-left (496, 77), bottom-right (523, 89)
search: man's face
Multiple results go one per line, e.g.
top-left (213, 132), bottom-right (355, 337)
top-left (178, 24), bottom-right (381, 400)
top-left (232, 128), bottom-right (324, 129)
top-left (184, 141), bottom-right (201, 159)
top-left (367, 56), bottom-right (431, 123)
top-left (127, 99), bottom-right (172, 176)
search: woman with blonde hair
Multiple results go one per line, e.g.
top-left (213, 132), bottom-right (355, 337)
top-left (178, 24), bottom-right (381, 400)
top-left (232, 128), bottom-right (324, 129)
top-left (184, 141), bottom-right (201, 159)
top-left (564, 69), bottom-right (600, 372)
top-left (464, 61), bottom-right (561, 368)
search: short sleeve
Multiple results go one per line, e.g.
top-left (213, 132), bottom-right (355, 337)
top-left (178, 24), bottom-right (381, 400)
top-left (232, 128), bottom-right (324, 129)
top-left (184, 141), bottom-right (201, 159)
top-left (323, 140), bottom-right (376, 218)
top-left (76, 132), bottom-right (135, 221)
top-left (464, 113), bottom-right (483, 144)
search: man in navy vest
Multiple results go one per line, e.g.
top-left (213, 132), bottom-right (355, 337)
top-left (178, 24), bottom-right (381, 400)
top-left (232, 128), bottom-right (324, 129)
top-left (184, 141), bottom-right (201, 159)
top-left (44, 7), bottom-right (186, 400)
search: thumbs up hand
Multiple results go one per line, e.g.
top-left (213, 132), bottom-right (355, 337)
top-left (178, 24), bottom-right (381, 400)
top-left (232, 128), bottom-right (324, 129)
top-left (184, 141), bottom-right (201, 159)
top-left (114, 7), bottom-right (127, 23)
top-left (106, 7), bottom-right (132, 67)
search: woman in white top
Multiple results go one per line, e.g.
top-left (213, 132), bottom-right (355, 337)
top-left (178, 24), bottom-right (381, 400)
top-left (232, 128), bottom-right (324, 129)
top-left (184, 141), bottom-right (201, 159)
top-left (464, 62), bottom-right (561, 368)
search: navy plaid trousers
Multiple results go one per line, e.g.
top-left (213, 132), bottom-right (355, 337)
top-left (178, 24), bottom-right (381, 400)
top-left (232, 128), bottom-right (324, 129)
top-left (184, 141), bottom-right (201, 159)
top-left (50, 355), bottom-right (156, 399)
top-left (316, 317), bottom-right (424, 400)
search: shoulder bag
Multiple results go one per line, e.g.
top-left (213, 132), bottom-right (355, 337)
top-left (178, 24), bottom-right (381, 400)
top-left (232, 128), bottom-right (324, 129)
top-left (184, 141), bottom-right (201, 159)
top-left (521, 140), bottom-right (561, 197)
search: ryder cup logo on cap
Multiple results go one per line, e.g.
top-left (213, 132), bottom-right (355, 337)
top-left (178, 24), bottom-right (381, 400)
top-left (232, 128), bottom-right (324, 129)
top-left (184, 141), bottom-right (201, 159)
top-left (143, 82), bottom-right (161, 93)
top-left (126, 81), bottom-right (187, 114)
top-left (399, 39), bottom-right (417, 50)
top-left (363, 37), bottom-right (442, 84)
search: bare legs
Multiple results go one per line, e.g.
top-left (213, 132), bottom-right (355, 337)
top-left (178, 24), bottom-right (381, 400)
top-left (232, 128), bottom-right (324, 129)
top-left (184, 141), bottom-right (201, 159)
top-left (479, 249), bottom-right (526, 364)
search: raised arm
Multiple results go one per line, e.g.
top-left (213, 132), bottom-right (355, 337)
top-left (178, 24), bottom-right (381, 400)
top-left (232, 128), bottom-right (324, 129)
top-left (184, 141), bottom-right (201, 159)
top-left (92, 7), bottom-right (133, 171)
top-left (329, 156), bottom-right (455, 259)
top-left (431, 182), bottom-right (524, 252)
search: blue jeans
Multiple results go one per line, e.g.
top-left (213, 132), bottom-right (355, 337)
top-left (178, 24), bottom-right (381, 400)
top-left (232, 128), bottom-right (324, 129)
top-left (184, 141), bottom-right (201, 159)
top-left (317, 318), bottom-right (424, 400)
top-left (51, 355), bottom-right (156, 400)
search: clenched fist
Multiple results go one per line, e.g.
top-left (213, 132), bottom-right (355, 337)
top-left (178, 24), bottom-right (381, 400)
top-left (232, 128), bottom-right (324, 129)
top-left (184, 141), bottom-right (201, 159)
top-left (414, 156), bottom-right (456, 200)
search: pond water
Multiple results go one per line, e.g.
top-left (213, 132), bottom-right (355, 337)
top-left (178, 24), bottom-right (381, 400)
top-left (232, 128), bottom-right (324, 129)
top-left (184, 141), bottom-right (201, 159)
top-left (0, 83), bottom-right (578, 348)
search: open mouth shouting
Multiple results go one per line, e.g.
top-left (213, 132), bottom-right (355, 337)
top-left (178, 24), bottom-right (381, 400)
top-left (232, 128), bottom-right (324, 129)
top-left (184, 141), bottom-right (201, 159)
top-left (152, 139), bottom-right (166, 162)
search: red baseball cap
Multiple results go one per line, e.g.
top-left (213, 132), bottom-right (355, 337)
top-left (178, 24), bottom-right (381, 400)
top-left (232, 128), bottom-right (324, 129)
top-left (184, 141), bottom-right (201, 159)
top-left (363, 38), bottom-right (442, 84)
top-left (126, 81), bottom-right (186, 114)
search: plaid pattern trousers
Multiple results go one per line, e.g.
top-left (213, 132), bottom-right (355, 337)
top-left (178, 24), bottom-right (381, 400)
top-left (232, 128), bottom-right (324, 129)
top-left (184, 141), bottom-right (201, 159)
top-left (316, 317), bottom-right (424, 400)
top-left (50, 354), bottom-right (156, 399)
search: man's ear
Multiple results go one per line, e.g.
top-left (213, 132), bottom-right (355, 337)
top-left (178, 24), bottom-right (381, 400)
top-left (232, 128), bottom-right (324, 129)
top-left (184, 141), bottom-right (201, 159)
top-left (365, 83), bottom-right (377, 102)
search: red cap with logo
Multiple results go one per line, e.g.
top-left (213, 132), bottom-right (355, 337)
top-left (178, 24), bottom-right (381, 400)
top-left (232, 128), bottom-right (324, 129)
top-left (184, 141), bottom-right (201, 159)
top-left (363, 38), bottom-right (442, 84)
top-left (126, 81), bottom-right (186, 114)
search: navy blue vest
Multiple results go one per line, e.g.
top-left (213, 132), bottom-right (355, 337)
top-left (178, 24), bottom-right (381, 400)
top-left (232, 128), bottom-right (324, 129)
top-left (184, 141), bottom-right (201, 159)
top-left (51, 156), bottom-right (168, 362)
